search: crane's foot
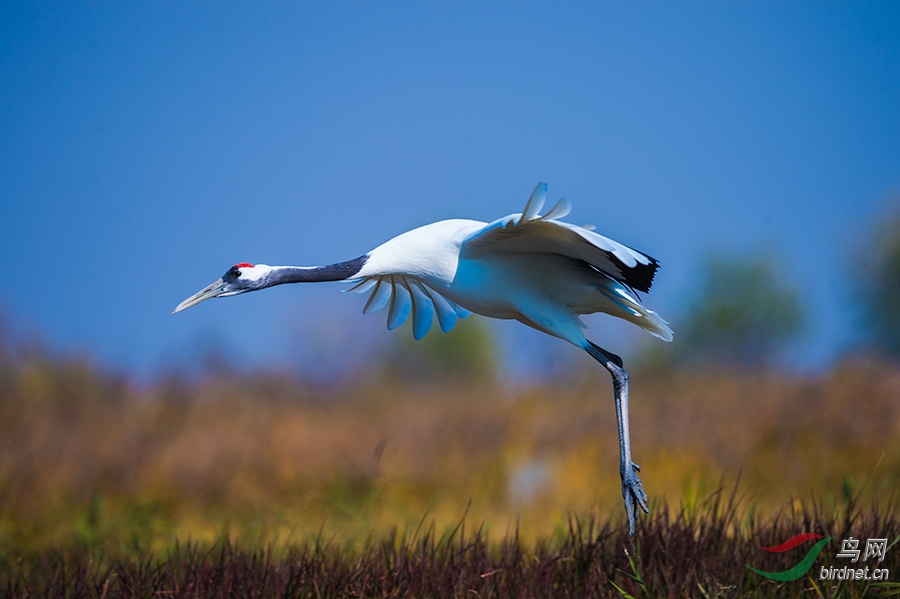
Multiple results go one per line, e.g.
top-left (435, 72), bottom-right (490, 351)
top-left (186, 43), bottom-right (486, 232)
top-left (621, 466), bottom-right (649, 536)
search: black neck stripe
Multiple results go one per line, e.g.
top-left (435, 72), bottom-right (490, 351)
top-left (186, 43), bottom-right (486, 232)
top-left (267, 255), bottom-right (369, 286)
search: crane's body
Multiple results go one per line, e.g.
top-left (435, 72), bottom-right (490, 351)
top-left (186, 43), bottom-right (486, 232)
top-left (174, 182), bottom-right (672, 535)
top-left (352, 216), bottom-right (671, 347)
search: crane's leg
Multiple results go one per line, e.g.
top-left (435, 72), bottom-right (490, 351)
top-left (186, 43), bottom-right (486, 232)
top-left (585, 341), bottom-right (649, 536)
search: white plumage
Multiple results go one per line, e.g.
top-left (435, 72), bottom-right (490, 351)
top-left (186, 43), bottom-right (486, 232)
top-left (348, 182), bottom-right (672, 347)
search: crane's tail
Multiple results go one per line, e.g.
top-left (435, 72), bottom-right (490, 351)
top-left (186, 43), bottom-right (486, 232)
top-left (597, 283), bottom-right (674, 342)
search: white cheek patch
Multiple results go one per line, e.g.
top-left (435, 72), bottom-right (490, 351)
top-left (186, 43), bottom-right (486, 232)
top-left (240, 264), bottom-right (272, 282)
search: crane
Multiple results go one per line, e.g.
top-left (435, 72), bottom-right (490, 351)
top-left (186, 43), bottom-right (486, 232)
top-left (174, 182), bottom-right (672, 535)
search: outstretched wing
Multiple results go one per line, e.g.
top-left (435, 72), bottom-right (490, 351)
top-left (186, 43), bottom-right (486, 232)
top-left (344, 276), bottom-right (471, 340)
top-left (461, 182), bottom-right (660, 293)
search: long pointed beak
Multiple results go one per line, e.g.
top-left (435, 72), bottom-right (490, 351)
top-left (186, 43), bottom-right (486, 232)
top-left (173, 278), bottom-right (226, 313)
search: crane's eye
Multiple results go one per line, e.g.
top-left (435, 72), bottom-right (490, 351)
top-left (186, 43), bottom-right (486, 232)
top-left (234, 270), bottom-right (242, 278)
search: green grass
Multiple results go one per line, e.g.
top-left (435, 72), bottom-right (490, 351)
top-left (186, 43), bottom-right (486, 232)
top-left (3, 487), bottom-right (898, 598)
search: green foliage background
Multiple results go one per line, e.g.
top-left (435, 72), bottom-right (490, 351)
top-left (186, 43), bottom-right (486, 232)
top-left (857, 207), bottom-right (900, 357)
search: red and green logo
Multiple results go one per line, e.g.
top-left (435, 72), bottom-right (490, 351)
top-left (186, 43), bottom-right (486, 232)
top-left (746, 533), bottom-right (833, 581)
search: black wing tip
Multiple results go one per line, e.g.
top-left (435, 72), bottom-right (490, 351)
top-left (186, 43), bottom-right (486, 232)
top-left (621, 256), bottom-right (660, 294)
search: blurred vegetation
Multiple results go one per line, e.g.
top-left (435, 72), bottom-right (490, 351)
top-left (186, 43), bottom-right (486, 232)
top-left (674, 252), bottom-right (804, 369)
top-left (384, 315), bottom-right (498, 384)
top-left (0, 317), bottom-right (897, 569)
top-left (856, 205), bottom-right (900, 358)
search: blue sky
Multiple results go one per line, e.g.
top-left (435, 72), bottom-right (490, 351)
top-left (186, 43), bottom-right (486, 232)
top-left (1, 2), bottom-right (898, 380)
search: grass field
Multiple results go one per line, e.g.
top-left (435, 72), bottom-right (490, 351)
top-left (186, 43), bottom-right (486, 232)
top-left (5, 494), bottom-right (899, 598)
top-left (1, 346), bottom-right (898, 596)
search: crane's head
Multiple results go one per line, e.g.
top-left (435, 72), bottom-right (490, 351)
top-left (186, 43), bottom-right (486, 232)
top-left (173, 262), bottom-right (270, 313)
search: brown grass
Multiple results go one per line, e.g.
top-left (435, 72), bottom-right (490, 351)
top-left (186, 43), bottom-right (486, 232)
top-left (0, 350), bottom-right (898, 561)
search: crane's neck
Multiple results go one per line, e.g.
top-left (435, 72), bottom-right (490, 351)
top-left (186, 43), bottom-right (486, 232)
top-left (259, 255), bottom-right (369, 288)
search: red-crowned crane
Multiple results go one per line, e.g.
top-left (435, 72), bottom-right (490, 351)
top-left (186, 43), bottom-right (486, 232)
top-left (174, 182), bottom-right (672, 535)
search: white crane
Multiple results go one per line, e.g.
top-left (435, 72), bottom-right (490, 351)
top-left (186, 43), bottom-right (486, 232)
top-left (174, 182), bottom-right (672, 535)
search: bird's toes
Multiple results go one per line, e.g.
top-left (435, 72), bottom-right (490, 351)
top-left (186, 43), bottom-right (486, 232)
top-left (631, 461), bottom-right (641, 473)
top-left (625, 499), bottom-right (637, 536)
top-left (637, 485), bottom-right (650, 514)
top-left (622, 472), bottom-right (650, 535)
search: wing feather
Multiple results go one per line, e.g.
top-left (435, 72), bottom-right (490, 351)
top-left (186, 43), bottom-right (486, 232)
top-left (363, 279), bottom-right (392, 314)
top-left (345, 278), bottom-right (378, 294)
top-left (517, 181), bottom-right (547, 225)
top-left (355, 276), bottom-right (466, 336)
top-left (462, 184), bottom-right (659, 293)
top-left (406, 279), bottom-right (435, 340)
top-left (419, 282), bottom-right (458, 333)
top-left (542, 196), bottom-right (572, 221)
top-left (387, 277), bottom-right (412, 330)
top-left (455, 305), bottom-right (473, 318)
